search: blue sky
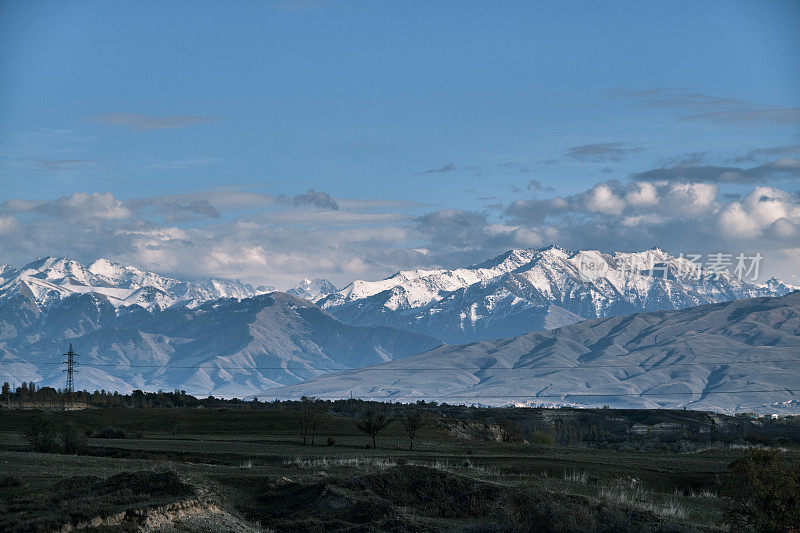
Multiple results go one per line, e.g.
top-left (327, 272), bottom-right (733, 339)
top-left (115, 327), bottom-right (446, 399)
top-left (1, 0), bottom-right (799, 287)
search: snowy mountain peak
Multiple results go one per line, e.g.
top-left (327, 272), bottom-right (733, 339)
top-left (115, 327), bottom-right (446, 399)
top-left (22, 257), bottom-right (93, 284)
top-left (286, 278), bottom-right (337, 303)
top-left (88, 257), bottom-right (137, 280)
top-left (760, 277), bottom-right (799, 294)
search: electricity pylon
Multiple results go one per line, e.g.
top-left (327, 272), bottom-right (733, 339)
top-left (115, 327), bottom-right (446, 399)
top-left (63, 344), bottom-right (78, 405)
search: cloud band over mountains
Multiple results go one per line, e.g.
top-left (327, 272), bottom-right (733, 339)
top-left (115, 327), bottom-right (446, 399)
top-left (1, 175), bottom-right (798, 288)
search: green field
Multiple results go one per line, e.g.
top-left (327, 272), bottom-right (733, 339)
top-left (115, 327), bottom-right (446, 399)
top-left (0, 407), bottom-right (795, 532)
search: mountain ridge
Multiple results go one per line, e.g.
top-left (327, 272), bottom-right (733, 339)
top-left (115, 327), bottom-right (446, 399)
top-left (0, 291), bottom-right (441, 397)
top-left (320, 246), bottom-right (797, 344)
top-left (257, 291), bottom-right (800, 414)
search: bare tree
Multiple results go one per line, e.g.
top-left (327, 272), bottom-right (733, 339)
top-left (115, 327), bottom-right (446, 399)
top-left (170, 415), bottom-right (183, 436)
top-left (400, 409), bottom-right (425, 450)
top-left (356, 408), bottom-right (392, 449)
top-left (2, 382), bottom-right (10, 409)
top-left (298, 396), bottom-right (325, 446)
top-left (309, 401), bottom-right (328, 445)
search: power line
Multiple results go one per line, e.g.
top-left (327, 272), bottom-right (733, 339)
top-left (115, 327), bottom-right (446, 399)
top-left (6, 358), bottom-right (800, 371)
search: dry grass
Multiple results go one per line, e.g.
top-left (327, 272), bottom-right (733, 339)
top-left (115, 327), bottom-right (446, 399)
top-left (283, 456), bottom-right (398, 469)
top-left (599, 481), bottom-right (688, 520)
top-left (563, 470), bottom-right (589, 484)
top-left (280, 455), bottom-right (502, 478)
top-left (672, 487), bottom-right (718, 499)
top-left (681, 442), bottom-right (789, 454)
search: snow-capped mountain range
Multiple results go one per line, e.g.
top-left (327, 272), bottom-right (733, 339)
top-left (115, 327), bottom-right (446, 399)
top-left (259, 291), bottom-right (800, 414)
top-left (0, 248), bottom-right (797, 409)
top-left (0, 257), bottom-right (337, 312)
top-left (320, 246), bottom-right (797, 344)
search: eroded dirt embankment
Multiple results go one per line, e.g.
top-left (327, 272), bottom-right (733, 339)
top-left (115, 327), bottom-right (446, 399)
top-left (3, 469), bottom-right (262, 533)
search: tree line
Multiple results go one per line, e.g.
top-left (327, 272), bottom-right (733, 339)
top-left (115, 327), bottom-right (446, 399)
top-left (297, 396), bottom-right (425, 450)
top-left (4, 383), bottom-right (798, 449)
top-left (0, 382), bottom-right (445, 411)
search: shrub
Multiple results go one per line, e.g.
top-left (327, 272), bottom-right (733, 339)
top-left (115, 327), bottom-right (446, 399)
top-left (466, 423), bottom-right (496, 442)
top-left (722, 449), bottom-right (800, 531)
top-left (529, 430), bottom-right (554, 445)
top-left (0, 476), bottom-right (23, 487)
top-left (95, 426), bottom-right (126, 439)
top-left (59, 423), bottom-right (89, 455)
top-left (326, 436), bottom-right (336, 447)
top-left (21, 416), bottom-right (58, 453)
top-left (499, 418), bottom-right (524, 442)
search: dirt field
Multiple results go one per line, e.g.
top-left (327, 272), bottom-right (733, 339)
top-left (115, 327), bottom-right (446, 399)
top-left (0, 407), bottom-right (795, 531)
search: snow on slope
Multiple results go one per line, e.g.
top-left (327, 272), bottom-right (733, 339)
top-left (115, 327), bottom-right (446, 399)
top-left (0, 257), bottom-right (275, 311)
top-left (258, 291), bottom-right (800, 414)
top-left (324, 248), bottom-right (539, 309)
top-left (320, 246), bottom-right (797, 344)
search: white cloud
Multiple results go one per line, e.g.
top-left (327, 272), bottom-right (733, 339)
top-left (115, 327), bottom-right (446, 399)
top-left (585, 184), bottom-right (625, 215)
top-left (625, 182), bottom-right (659, 206)
top-left (718, 187), bottom-right (800, 240)
top-left (3, 192), bottom-right (132, 220)
top-left (741, 186), bottom-right (799, 226)
top-left (620, 213), bottom-right (665, 227)
top-left (771, 218), bottom-right (798, 239)
top-left (0, 215), bottom-right (18, 234)
top-left (718, 203), bottom-right (763, 239)
top-left (662, 182), bottom-right (718, 216)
